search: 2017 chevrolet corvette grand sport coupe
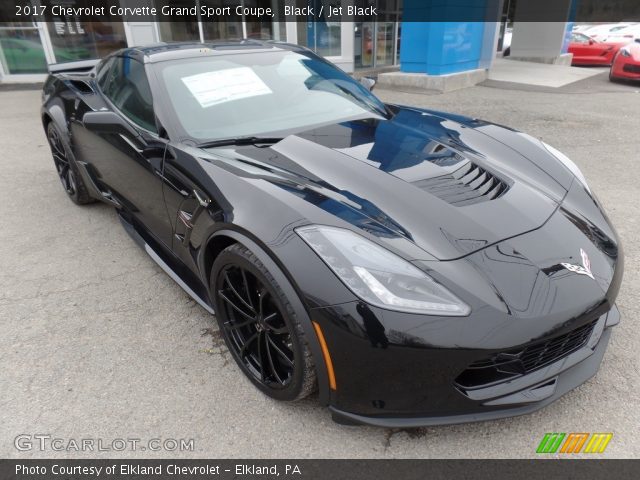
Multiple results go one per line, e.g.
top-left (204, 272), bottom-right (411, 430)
top-left (42, 41), bottom-right (623, 427)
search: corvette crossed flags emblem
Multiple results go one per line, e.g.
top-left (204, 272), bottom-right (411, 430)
top-left (560, 248), bottom-right (595, 280)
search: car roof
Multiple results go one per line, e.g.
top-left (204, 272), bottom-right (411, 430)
top-left (117, 40), bottom-right (306, 64)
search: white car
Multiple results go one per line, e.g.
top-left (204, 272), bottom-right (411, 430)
top-left (603, 24), bottom-right (640, 43)
top-left (572, 24), bottom-right (593, 33)
top-left (501, 28), bottom-right (512, 56)
top-left (583, 23), bottom-right (636, 42)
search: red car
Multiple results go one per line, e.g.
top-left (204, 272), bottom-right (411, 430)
top-left (568, 32), bottom-right (625, 66)
top-left (610, 40), bottom-right (640, 81)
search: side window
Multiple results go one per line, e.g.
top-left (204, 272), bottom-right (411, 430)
top-left (100, 56), bottom-right (157, 133)
top-left (573, 33), bottom-right (590, 44)
top-left (96, 57), bottom-right (115, 92)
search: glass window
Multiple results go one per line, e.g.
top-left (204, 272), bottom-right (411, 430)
top-left (96, 56), bottom-right (115, 90)
top-left (355, 22), bottom-right (374, 68)
top-left (354, 1), bottom-right (402, 69)
top-left (157, 1), bottom-right (200, 41)
top-left (157, 1), bottom-right (286, 43)
top-left (101, 56), bottom-right (157, 133)
top-left (244, 0), bottom-right (286, 40)
top-left (0, 24), bottom-right (48, 74)
top-left (297, 0), bottom-right (342, 57)
top-left (375, 22), bottom-right (395, 66)
top-left (155, 50), bottom-right (387, 142)
top-left (45, 17), bottom-right (127, 62)
top-left (201, 0), bottom-right (243, 41)
top-left (571, 32), bottom-right (592, 44)
top-left (41, 0), bottom-right (126, 61)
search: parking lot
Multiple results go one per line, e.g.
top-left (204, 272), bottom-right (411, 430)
top-left (1, 71), bottom-right (638, 458)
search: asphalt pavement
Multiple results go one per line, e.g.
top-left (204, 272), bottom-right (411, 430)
top-left (0, 71), bottom-right (638, 458)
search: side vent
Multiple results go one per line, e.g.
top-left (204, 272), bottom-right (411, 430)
top-left (67, 79), bottom-right (94, 94)
top-left (413, 160), bottom-right (510, 207)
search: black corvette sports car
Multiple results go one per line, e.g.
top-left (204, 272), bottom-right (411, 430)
top-left (41, 41), bottom-right (622, 427)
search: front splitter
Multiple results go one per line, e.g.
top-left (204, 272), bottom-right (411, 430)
top-left (330, 328), bottom-right (612, 428)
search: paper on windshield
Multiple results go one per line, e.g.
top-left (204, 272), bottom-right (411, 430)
top-left (181, 67), bottom-right (272, 108)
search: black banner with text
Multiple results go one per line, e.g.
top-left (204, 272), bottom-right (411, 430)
top-left (1, 0), bottom-right (640, 24)
top-left (1, 459), bottom-right (639, 480)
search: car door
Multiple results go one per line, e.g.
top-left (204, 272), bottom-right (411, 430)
top-left (80, 54), bottom-right (174, 247)
top-left (570, 33), bottom-right (605, 64)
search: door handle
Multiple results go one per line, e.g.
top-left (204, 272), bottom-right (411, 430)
top-left (193, 189), bottom-right (210, 207)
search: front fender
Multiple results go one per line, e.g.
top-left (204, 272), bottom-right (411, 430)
top-left (206, 229), bottom-right (333, 406)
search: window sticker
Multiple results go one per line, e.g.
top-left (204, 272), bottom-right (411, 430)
top-left (181, 67), bottom-right (272, 108)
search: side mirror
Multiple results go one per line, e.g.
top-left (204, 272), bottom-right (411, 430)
top-left (588, 39), bottom-right (595, 45)
top-left (82, 110), bottom-right (138, 138)
top-left (635, 38), bottom-right (640, 44)
top-left (359, 76), bottom-right (376, 91)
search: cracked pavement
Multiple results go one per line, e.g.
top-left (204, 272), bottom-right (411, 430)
top-left (0, 72), bottom-right (638, 458)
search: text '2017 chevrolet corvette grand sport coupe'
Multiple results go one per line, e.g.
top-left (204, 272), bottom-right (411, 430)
top-left (42, 41), bottom-right (623, 427)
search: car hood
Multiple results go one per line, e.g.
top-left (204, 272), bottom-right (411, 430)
top-left (205, 106), bottom-right (576, 261)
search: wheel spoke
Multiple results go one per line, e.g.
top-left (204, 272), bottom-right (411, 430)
top-left (59, 165), bottom-right (71, 190)
top-left (258, 290), bottom-right (263, 318)
top-left (263, 312), bottom-right (288, 334)
top-left (224, 271), bottom-right (255, 313)
top-left (49, 134), bottom-right (65, 157)
top-left (258, 289), bottom-right (269, 318)
top-left (257, 331), bottom-right (265, 381)
top-left (67, 170), bottom-right (76, 193)
top-left (266, 333), bottom-right (294, 367)
top-left (52, 152), bottom-right (68, 165)
top-left (265, 336), bottom-right (285, 384)
top-left (218, 265), bottom-right (294, 390)
top-left (239, 332), bottom-right (258, 358)
top-left (218, 290), bottom-right (256, 322)
top-left (263, 312), bottom-right (278, 323)
top-left (223, 317), bottom-right (255, 330)
top-left (240, 269), bottom-right (255, 310)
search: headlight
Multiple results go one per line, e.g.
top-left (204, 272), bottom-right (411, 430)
top-left (542, 142), bottom-right (591, 193)
top-left (296, 225), bottom-right (470, 316)
top-left (620, 48), bottom-right (631, 57)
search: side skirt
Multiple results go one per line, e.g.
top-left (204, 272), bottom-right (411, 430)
top-left (118, 213), bottom-right (215, 315)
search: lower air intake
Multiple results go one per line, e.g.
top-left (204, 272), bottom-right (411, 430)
top-left (456, 319), bottom-right (597, 389)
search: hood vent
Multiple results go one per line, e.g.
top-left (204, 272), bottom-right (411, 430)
top-left (413, 159), bottom-right (510, 207)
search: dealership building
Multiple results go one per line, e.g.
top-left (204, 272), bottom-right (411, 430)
top-left (0, 0), bottom-right (580, 88)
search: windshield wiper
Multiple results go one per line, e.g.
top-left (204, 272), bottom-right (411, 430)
top-left (197, 136), bottom-right (284, 149)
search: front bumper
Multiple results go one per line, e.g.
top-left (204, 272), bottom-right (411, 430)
top-left (299, 178), bottom-right (622, 426)
top-left (328, 307), bottom-right (618, 427)
top-left (612, 61), bottom-right (640, 79)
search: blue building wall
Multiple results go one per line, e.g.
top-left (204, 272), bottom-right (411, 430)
top-left (399, 0), bottom-right (496, 75)
top-left (400, 22), bottom-right (487, 75)
top-left (562, 0), bottom-right (581, 53)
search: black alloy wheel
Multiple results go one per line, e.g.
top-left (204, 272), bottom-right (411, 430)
top-left (211, 244), bottom-right (316, 401)
top-left (46, 122), bottom-right (93, 204)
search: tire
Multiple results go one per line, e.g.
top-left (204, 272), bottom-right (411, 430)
top-left (609, 68), bottom-right (617, 83)
top-left (46, 122), bottom-right (94, 205)
top-left (503, 47), bottom-right (511, 57)
top-left (211, 243), bottom-right (316, 401)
